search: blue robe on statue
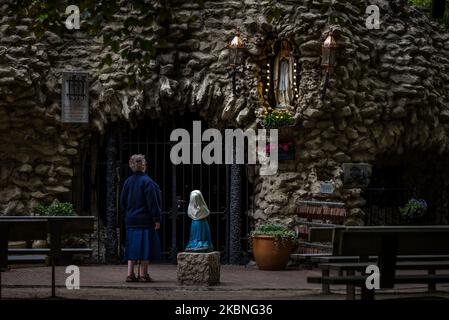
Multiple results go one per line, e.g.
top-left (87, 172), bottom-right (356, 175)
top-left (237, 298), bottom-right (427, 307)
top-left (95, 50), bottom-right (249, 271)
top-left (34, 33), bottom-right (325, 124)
top-left (185, 219), bottom-right (213, 251)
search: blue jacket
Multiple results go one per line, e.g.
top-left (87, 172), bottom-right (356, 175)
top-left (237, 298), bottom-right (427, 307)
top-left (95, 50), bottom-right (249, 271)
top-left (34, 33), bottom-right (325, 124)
top-left (120, 172), bottom-right (162, 228)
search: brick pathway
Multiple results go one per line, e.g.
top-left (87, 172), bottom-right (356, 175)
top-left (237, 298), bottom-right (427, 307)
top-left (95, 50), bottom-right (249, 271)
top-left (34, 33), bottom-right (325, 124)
top-left (2, 264), bottom-right (449, 300)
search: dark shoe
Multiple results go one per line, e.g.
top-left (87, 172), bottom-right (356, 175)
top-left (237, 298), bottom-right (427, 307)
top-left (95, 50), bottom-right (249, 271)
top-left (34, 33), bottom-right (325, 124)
top-left (126, 274), bottom-right (138, 282)
top-left (139, 274), bottom-right (153, 282)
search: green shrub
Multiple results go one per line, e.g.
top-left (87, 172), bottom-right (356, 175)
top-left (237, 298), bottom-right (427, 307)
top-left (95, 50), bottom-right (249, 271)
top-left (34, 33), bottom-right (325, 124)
top-left (399, 198), bottom-right (427, 224)
top-left (260, 109), bottom-right (295, 128)
top-left (409, 0), bottom-right (432, 6)
top-left (36, 201), bottom-right (77, 216)
top-left (250, 224), bottom-right (296, 248)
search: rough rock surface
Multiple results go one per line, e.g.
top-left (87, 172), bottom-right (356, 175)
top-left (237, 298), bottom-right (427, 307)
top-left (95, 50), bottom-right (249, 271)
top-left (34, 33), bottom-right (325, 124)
top-left (177, 251), bottom-right (221, 285)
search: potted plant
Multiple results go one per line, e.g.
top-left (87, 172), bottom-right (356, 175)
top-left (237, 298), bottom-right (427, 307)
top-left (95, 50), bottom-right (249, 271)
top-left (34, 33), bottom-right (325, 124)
top-left (249, 224), bottom-right (295, 270)
top-left (399, 198), bottom-right (428, 225)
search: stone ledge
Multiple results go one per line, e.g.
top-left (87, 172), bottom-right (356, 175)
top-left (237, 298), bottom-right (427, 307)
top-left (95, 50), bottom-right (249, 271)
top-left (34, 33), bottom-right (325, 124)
top-left (177, 251), bottom-right (220, 286)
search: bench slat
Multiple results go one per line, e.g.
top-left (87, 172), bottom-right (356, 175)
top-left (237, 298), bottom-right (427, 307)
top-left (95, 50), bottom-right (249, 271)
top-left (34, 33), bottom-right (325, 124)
top-left (308, 274), bottom-right (449, 285)
top-left (290, 253), bottom-right (331, 260)
top-left (312, 255), bottom-right (449, 264)
top-left (8, 248), bottom-right (92, 255)
top-left (8, 255), bottom-right (47, 264)
top-left (298, 240), bottom-right (332, 250)
top-left (320, 260), bottom-right (449, 271)
top-left (8, 248), bottom-right (50, 255)
top-left (311, 256), bottom-right (363, 263)
top-left (61, 248), bottom-right (92, 255)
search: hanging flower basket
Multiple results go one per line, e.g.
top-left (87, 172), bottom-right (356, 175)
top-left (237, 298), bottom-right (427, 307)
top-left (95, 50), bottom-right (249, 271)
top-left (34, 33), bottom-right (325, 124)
top-left (259, 108), bottom-right (295, 129)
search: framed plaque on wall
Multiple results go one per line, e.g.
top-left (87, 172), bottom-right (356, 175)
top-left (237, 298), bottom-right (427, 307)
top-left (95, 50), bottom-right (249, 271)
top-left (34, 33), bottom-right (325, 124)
top-left (342, 163), bottom-right (372, 188)
top-left (61, 71), bottom-right (89, 123)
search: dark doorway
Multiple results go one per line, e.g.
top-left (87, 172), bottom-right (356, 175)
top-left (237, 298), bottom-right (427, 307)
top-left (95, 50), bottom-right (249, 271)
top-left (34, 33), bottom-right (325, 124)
top-left (363, 151), bottom-right (449, 226)
top-left (117, 114), bottom-right (230, 262)
top-left (78, 113), bottom-right (253, 263)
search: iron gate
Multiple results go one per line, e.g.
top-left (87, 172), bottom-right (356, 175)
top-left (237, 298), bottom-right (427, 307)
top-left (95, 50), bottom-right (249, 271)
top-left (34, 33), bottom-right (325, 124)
top-left (363, 187), bottom-right (449, 226)
top-left (117, 116), bottom-right (229, 262)
top-left (75, 114), bottom-right (254, 263)
top-left (362, 162), bottom-right (449, 226)
top-left (362, 187), bottom-right (414, 225)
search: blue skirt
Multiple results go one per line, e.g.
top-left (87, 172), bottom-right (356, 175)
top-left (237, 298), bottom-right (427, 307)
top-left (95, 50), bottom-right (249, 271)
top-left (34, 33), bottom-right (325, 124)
top-left (124, 227), bottom-right (161, 261)
top-left (185, 219), bottom-right (213, 251)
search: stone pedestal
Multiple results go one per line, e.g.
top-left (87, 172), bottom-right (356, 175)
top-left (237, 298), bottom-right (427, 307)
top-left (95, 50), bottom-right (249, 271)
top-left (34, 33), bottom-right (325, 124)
top-left (177, 251), bottom-right (221, 285)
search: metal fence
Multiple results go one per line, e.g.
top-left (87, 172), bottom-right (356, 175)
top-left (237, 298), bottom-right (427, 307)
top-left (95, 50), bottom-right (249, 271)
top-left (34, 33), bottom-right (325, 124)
top-left (117, 118), bottom-right (230, 262)
top-left (71, 115), bottom-right (255, 264)
top-left (363, 187), bottom-right (449, 226)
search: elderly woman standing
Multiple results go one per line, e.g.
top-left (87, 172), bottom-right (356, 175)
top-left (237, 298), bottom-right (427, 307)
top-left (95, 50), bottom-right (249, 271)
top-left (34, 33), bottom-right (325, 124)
top-left (120, 154), bottom-right (161, 282)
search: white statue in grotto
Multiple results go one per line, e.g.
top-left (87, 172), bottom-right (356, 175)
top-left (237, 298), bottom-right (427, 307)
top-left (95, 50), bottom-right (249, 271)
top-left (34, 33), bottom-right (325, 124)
top-left (273, 40), bottom-right (295, 108)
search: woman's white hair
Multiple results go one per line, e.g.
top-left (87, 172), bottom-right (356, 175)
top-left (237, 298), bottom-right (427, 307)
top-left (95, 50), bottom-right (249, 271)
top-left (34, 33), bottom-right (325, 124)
top-left (129, 154), bottom-right (146, 173)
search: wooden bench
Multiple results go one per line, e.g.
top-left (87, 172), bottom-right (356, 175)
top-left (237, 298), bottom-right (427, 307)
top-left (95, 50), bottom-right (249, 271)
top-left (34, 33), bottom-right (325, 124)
top-left (307, 226), bottom-right (449, 293)
top-left (307, 227), bottom-right (449, 300)
top-left (0, 216), bottom-right (95, 299)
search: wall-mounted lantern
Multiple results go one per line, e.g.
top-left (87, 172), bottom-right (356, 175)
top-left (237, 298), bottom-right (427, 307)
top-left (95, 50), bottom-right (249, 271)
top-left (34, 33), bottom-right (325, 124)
top-left (320, 29), bottom-right (338, 101)
top-left (321, 30), bottom-right (338, 70)
top-left (228, 28), bottom-right (245, 67)
top-left (227, 28), bottom-right (245, 95)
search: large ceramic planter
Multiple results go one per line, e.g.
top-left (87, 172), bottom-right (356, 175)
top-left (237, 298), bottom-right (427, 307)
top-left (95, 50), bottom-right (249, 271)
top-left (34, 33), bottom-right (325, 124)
top-left (252, 235), bottom-right (292, 270)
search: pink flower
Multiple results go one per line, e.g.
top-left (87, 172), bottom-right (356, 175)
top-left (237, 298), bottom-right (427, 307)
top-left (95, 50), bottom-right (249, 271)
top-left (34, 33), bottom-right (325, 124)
top-left (266, 142), bottom-right (293, 153)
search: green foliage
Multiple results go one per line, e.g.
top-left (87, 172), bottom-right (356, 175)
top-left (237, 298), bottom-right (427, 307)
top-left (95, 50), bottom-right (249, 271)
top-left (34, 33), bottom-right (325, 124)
top-left (7, 0), bottom-right (170, 88)
top-left (250, 224), bottom-right (296, 248)
top-left (409, 0), bottom-right (432, 6)
top-left (36, 201), bottom-right (77, 216)
top-left (260, 109), bottom-right (295, 128)
top-left (399, 198), bottom-right (427, 223)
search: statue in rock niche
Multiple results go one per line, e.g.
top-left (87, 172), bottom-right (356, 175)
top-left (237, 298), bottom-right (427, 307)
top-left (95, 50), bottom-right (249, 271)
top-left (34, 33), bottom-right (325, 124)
top-left (273, 40), bottom-right (295, 108)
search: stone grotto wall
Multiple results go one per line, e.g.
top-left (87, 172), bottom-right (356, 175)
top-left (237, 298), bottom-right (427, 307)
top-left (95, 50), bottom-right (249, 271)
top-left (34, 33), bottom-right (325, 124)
top-left (1, 0), bottom-right (449, 231)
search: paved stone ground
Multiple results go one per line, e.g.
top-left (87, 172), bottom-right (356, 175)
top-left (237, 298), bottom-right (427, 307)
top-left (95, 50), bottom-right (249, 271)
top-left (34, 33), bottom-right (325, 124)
top-left (2, 264), bottom-right (449, 300)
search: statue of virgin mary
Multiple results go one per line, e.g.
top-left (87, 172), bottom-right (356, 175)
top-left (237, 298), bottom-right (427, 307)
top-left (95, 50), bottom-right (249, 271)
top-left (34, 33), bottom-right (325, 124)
top-left (185, 190), bottom-right (213, 252)
top-left (273, 40), bottom-right (295, 108)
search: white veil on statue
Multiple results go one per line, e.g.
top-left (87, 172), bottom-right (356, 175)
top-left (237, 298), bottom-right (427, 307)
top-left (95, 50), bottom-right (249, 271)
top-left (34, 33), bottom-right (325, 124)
top-left (187, 190), bottom-right (210, 220)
